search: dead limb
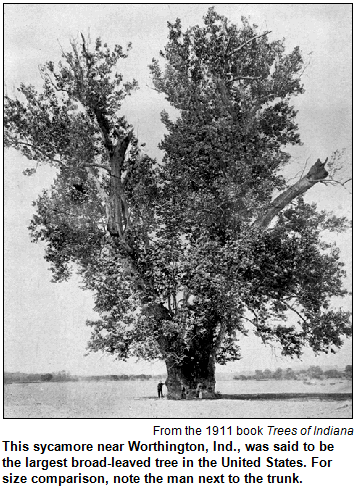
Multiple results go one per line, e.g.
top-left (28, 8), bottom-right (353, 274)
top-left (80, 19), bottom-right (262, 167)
top-left (253, 158), bottom-right (329, 231)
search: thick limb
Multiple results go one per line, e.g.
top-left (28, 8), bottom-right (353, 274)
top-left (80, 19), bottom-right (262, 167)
top-left (253, 158), bottom-right (329, 231)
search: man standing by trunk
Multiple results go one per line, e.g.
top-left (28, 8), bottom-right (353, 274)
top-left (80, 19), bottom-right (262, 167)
top-left (157, 381), bottom-right (164, 398)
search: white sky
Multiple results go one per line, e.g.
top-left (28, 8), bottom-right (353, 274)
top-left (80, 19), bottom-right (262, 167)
top-left (4, 4), bottom-right (352, 376)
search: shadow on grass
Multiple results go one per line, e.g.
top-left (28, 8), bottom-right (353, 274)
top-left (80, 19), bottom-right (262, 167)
top-left (217, 393), bottom-right (352, 401)
top-left (138, 393), bottom-right (352, 401)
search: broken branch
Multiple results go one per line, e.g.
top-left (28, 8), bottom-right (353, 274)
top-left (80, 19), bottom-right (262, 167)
top-left (253, 158), bottom-right (329, 230)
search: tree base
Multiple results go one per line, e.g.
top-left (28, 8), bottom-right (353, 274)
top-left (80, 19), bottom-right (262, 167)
top-left (167, 389), bottom-right (217, 400)
top-left (166, 376), bottom-right (216, 400)
top-left (165, 357), bottom-right (216, 400)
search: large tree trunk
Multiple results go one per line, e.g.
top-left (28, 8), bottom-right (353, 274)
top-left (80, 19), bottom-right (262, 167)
top-left (165, 353), bottom-right (216, 400)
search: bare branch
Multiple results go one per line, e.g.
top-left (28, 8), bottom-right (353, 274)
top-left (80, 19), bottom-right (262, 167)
top-left (233, 76), bottom-right (262, 81)
top-left (81, 32), bottom-right (88, 56)
top-left (231, 31), bottom-right (272, 55)
top-left (146, 83), bottom-right (160, 93)
top-left (277, 299), bottom-right (308, 324)
top-left (299, 156), bottom-right (310, 180)
top-left (82, 163), bottom-right (111, 173)
top-left (322, 177), bottom-right (352, 193)
top-left (241, 316), bottom-right (260, 329)
top-left (57, 38), bottom-right (65, 56)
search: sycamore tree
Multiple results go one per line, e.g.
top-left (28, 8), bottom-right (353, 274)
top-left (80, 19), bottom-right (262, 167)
top-left (5, 9), bottom-right (351, 399)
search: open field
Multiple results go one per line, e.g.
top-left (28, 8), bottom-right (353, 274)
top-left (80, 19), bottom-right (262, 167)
top-left (4, 379), bottom-right (352, 418)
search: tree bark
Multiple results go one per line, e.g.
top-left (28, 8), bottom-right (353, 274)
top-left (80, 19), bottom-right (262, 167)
top-left (107, 135), bottom-right (132, 239)
top-left (165, 354), bottom-right (216, 400)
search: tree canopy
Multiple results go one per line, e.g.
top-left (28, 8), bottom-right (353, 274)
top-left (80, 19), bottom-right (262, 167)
top-left (5, 9), bottom-right (351, 398)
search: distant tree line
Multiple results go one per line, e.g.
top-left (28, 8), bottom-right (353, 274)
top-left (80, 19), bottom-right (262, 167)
top-left (4, 371), bottom-right (153, 384)
top-left (234, 365), bottom-right (352, 381)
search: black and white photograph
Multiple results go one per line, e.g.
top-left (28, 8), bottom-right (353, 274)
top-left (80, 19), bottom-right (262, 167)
top-left (4, 4), bottom-right (352, 418)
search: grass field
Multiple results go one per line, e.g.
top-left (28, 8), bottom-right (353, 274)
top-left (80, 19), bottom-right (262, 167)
top-left (4, 379), bottom-right (352, 419)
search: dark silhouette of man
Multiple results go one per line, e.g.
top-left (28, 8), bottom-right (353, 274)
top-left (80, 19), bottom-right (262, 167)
top-left (157, 381), bottom-right (164, 398)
